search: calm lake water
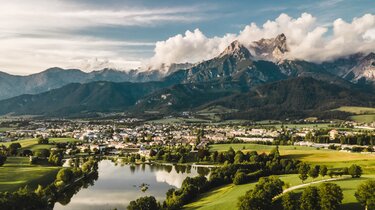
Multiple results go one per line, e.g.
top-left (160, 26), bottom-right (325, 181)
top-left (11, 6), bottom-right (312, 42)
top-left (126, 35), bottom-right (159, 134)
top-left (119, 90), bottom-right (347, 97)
top-left (53, 160), bottom-right (210, 210)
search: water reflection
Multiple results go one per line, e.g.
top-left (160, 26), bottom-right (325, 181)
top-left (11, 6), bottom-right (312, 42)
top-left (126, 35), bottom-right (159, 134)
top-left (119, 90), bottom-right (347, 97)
top-left (53, 160), bottom-right (211, 210)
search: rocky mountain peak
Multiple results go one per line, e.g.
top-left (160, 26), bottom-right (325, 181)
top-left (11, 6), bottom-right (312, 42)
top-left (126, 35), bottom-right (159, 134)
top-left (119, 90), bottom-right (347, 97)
top-left (344, 52), bottom-right (375, 82)
top-left (219, 40), bottom-right (251, 59)
top-left (275, 33), bottom-right (287, 44)
top-left (250, 33), bottom-right (288, 62)
top-left (363, 52), bottom-right (375, 61)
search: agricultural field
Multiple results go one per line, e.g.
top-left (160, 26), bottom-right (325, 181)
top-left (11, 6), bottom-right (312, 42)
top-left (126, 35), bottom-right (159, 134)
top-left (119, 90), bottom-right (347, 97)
top-left (209, 143), bottom-right (375, 173)
top-left (289, 174), bottom-right (375, 210)
top-left (0, 127), bottom-right (14, 132)
top-left (184, 174), bottom-right (343, 210)
top-left (334, 106), bottom-right (375, 115)
top-left (148, 117), bottom-right (211, 124)
top-left (334, 106), bottom-right (375, 123)
top-left (0, 157), bottom-right (59, 192)
top-left (0, 137), bottom-right (80, 151)
top-left (185, 173), bottom-right (375, 210)
top-left (350, 114), bottom-right (375, 123)
top-left (263, 123), bottom-right (333, 129)
top-left (185, 144), bottom-right (375, 210)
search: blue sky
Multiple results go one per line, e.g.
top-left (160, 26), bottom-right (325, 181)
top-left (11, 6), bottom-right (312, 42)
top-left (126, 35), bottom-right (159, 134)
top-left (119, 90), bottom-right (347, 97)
top-left (0, 0), bottom-right (374, 74)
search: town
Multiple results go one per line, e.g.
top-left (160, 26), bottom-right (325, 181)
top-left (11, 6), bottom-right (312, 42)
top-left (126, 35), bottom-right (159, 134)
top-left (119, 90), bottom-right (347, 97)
top-left (1, 118), bottom-right (375, 159)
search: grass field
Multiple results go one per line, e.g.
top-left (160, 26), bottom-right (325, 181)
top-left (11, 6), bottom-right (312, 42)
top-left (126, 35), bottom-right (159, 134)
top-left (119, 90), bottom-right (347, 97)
top-left (0, 127), bottom-right (14, 132)
top-left (350, 114), bottom-right (375, 123)
top-left (334, 106), bottom-right (375, 115)
top-left (0, 137), bottom-right (80, 151)
top-left (185, 144), bottom-right (375, 210)
top-left (0, 157), bottom-right (59, 192)
top-left (210, 144), bottom-right (375, 173)
top-left (286, 174), bottom-right (375, 210)
top-left (185, 174), bottom-right (375, 210)
top-left (333, 106), bottom-right (375, 123)
top-left (184, 174), bottom-right (338, 210)
top-left (148, 117), bottom-right (211, 124)
top-left (263, 123), bottom-right (333, 129)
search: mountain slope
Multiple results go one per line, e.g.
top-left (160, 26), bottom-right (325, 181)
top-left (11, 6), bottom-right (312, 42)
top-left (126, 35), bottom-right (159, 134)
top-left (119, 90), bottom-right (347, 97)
top-left (0, 67), bottom-right (171, 100)
top-left (164, 39), bottom-right (288, 86)
top-left (344, 52), bottom-right (375, 83)
top-left (0, 76), bottom-right (373, 120)
top-left (0, 81), bottom-right (166, 116)
top-left (206, 77), bottom-right (375, 120)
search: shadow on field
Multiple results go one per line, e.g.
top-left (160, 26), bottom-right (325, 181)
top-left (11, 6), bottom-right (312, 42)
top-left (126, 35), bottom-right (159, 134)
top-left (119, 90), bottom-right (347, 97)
top-left (282, 154), bottom-right (312, 159)
top-left (341, 202), bottom-right (362, 210)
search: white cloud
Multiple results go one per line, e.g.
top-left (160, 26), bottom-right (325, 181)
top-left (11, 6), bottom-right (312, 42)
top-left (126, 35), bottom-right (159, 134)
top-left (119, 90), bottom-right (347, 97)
top-left (149, 29), bottom-right (236, 68)
top-left (149, 13), bottom-right (375, 68)
top-left (0, 0), bottom-right (203, 33)
top-left (0, 0), bottom-right (206, 74)
top-left (0, 35), bottom-right (152, 74)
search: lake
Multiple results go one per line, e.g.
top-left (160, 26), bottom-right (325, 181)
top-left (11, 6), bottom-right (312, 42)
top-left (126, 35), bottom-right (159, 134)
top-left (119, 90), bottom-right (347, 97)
top-left (53, 160), bottom-right (210, 210)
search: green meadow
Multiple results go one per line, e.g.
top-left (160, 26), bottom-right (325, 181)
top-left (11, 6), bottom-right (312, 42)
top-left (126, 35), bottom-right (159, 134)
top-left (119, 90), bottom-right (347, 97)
top-left (0, 157), bottom-right (59, 192)
top-left (334, 106), bottom-right (375, 123)
top-left (0, 137), bottom-right (80, 192)
top-left (210, 144), bottom-right (375, 173)
top-left (0, 137), bottom-right (80, 151)
top-left (184, 143), bottom-right (375, 210)
top-left (185, 173), bottom-right (375, 210)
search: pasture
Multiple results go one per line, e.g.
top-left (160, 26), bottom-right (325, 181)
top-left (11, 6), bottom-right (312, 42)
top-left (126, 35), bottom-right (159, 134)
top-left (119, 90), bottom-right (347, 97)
top-left (333, 106), bottom-right (375, 123)
top-left (0, 137), bottom-right (80, 151)
top-left (209, 143), bottom-right (375, 173)
top-left (184, 173), bottom-right (375, 210)
top-left (334, 106), bottom-right (375, 114)
top-left (0, 157), bottom-right (59, 192)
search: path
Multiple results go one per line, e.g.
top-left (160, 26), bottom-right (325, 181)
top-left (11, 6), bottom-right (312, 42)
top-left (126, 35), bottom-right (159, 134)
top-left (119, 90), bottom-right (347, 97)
top-left (274, 176), bottom-right (351, 200)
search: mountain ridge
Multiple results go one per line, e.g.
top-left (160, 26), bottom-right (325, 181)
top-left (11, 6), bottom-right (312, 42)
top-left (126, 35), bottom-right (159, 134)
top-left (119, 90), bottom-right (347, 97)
top-left (0, 34), bottom-right (374, 120)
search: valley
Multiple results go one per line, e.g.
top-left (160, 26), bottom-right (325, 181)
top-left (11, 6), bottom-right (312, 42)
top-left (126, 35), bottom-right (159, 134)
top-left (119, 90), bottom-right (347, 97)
top-left (1, 2), bottom-right (375, 210)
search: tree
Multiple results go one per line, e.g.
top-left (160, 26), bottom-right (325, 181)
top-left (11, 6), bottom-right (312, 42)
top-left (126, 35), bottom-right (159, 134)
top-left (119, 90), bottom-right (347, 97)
top-left (318, 183), bottom-right (343, 210)
top-left (299, 163), bottom-right (310, 183)
top-left (355, 180), bottom-right (375, 210)
top-left (21, 149), bottom-right (33, 157)
top-left (237, 176), bottom-right (284, 210)
top-left (300, 186), bottom-right (321, 210)
top-left (308, 165), bottom-right (320, 180)
top-left (234, 151), bottom-right (245, 164)
top-left (178, 155), bottom-right (186, 163)
top-left (238, 192), bottom-right (266, 210)
top-left (8, 143), bottom-right (21, 156)
top-left (0, 153), bottom-right (6, 166)
top-left (282, 192), bottom-right (300, 210)
top-left (211, 151), bottom-right (218, 162)
top-left (319, 165), bottom-right (328, 177)
top-left (34, 185), bottom-right (44, 197)
top-left (270, 145), bottom-right (280, 160)
top-left (56, 168), bottom-right (74, 183)
top-left (348, 164), bottom-right (362, 178)
top-left (48, 152), bottom-right (62, 166)
top-left (328, 170), bottom-right (334, 178)
top-left (34, 149), bottom-right (50, 158)
top-left (37, 137), bottom-right (49, 144)
top-left (127, 196), bottom-right (160, 210)
top-left (233, 172), bottom-right (247, 185)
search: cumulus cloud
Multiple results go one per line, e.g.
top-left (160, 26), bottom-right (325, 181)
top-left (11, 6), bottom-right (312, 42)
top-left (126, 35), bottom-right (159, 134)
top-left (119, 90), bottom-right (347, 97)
top-left (149, 13), bottom-right (375, 68)
top-left (149, 29), bottom-right (236, 68)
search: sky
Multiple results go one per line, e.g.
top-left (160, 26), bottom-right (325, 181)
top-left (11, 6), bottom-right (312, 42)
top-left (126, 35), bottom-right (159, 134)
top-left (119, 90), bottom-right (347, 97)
top-left (0, 0), bottom-right (374, 75)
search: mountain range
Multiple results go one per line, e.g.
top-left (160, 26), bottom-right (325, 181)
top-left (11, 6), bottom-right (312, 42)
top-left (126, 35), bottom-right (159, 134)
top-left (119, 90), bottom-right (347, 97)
top-left (0, 34), bottom-right (374, 120)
